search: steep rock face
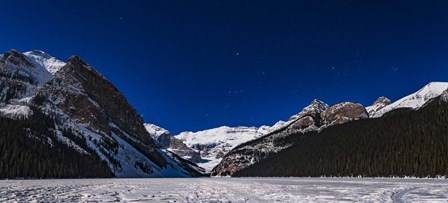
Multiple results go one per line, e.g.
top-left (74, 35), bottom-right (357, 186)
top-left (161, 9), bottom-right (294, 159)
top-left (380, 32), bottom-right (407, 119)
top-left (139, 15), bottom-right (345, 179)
top-left (321, 102), bottom-right (369, 126)
top-left (366, 96), bottom-right (391, 116)
top-left (39, 56), bottom-right (153, 145)
top-left (441, 89), bottom-right (448, 102)
top-left (144, 124), bottom-right (201, 163)
top-left (288, 99), bottom-right (329, 130)
top-left (0, 50), bottom-right (59, 104)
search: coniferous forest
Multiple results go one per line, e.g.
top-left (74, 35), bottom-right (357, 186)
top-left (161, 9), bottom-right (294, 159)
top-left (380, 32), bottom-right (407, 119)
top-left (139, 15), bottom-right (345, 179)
top-left (234, 97), bottom-right (448, 177)
top-left (0, 107), bottom-right (113, 179)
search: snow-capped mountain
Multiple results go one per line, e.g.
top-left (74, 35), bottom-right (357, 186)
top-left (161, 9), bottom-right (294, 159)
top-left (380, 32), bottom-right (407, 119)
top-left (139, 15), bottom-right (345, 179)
top-left (0, 49), bottom-right (203, 178)
top-left (175, 124), bottom-right (284, 171)
top-left (365, 96), bottom-right (391, 116)
top-left (23, 50), bottom-right (66, 75)
top-left (144, 123), bottom-right (170, 139)
top-left (368, 82), bottom-right (448, 117)
top-left (144, 123), bottom-right (202, 163)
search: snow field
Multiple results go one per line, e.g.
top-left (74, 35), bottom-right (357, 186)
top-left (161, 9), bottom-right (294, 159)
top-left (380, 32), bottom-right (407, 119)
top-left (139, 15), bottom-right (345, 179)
top-left (1, 178), bottom-right (448, 202)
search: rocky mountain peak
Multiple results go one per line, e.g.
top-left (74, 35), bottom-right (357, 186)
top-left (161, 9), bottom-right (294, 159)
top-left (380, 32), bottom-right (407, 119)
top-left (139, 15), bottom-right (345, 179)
top-left (373, 96), bottom-right (391, 106)
top-left (370, 82), bottom-right (448, 118)
top-left (289, 99), bottom-right (329, 121)
top-left (144, 123), bottom-right (171, 139)
top-left (67, 55), bottom-right (84, 64)
top-left (26, 50), bottom-right (52, 58)
top-left (23, 50), bottom-right (65, 75)
top-left (322, 102), bottom-right (368, 126)
top-left (366, 96), bottom-right (391, 116)
top-left (44, 55), bottom-right (151, 144)
top-left (441, 89), bottom-right (448, 102)
top-left (0, 50), bottom-right (54, 104)
top-left (1, 49), bottom-right (35, 68)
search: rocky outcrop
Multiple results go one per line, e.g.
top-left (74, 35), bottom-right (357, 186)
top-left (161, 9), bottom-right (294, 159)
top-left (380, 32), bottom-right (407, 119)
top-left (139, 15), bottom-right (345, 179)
top-left (159, 134), bottom-right (202, 162)
top-left (441, 89), bottom-right (448, 102)
top-left (366, 96), bottom-right (391, 116)
top-left (0, 50), bottom-right (51, 104)
top-left (288, 99), bottom-right (328, 130)
top-left (322, 102), bottom-right (369, 126)
top-left (145, 123), bottom-right (201, 163)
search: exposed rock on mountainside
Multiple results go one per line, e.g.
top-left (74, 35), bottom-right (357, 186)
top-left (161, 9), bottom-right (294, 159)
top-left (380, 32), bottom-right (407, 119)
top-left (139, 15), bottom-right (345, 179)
top-left (0, 49), bottom-right (203, 178)
top-left (321, 102), bottom-right (369, 126)
top-left (144, 124), bottom-right (201, 163)
top-left (441, 89), bottom-right (448, 102)
top-left (365, 96), bottom-right (391, 116)
top-left (0, 50), bottom-right (63, 105)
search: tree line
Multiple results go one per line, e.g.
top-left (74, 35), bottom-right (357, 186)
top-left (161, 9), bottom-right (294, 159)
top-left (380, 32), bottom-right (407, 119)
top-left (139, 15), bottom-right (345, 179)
top-left (0, 107), bottom-right (112, 179)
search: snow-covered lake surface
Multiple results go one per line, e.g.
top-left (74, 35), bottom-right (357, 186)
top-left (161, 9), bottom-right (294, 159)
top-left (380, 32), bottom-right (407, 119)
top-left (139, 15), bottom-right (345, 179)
top-left (1, 177), bottom-right (448, 202)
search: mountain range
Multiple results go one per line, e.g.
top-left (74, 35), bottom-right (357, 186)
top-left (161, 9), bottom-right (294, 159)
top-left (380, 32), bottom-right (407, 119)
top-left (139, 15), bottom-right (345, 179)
top-left (1, 49), bottom-right (447, 178)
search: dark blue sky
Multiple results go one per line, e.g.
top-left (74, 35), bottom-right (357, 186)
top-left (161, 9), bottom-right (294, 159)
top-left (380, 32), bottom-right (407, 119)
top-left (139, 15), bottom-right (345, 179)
top-left (1, 1), bottom-right (448, 134)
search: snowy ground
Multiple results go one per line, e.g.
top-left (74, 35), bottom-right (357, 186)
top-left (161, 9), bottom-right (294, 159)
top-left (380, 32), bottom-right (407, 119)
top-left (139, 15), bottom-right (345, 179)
top-left (1, 178), bottom-right (448, 202)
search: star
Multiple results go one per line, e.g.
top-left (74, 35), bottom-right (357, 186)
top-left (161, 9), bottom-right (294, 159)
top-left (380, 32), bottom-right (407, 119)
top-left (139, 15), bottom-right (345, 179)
top-left (391, 66), bottom-right (399, 72)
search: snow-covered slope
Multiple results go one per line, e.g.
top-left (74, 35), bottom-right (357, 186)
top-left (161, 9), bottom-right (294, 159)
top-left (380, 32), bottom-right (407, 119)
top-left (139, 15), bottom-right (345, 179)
top-left (24, 50), bottom-right (66, 75)
top-left (176, 124), bottom-right (284, 171)
top-left (144, 123), bottom-right (170, 139)
top-left (365, 96), bottom-right (391, 116)
top-left (369, 82), bottom-right (448, 117)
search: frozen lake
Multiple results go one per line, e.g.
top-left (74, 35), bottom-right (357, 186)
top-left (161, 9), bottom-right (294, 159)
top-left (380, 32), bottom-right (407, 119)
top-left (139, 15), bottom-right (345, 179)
top-left (1, 177), bottom-right (448, 202)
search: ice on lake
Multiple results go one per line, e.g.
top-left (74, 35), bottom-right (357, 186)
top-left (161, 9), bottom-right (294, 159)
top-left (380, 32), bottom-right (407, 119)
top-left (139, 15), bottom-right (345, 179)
top-left (1, 177), bottom-right (448, 202)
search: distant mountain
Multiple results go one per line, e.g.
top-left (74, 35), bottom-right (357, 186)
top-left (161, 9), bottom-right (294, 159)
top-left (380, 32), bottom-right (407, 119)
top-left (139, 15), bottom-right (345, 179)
top-left (0, 49), bottom-right (203, 178)
top-left (175, 123), bottom-right (285, 171)
top-left (212, 82), bottom-right (448, 177)
top-left (144, 122), bottom-right (285, 172)
top-left (368, 82), bottom-right (448, 117)
top-left (365, 96), bottom-right (391, 116)
top-left (144, 123), bottom-right (202, 163)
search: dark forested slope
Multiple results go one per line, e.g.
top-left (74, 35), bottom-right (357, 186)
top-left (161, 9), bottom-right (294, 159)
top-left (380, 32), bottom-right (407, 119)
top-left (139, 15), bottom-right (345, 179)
top-left (235, 97), bottom-right (448, 177)
top-left (0, 108), bottom-right (113, 179)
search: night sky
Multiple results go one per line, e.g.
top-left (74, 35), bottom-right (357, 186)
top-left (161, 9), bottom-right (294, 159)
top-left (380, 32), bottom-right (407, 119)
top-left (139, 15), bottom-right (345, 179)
top-left (1, 1), bottom-right (448, 134)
